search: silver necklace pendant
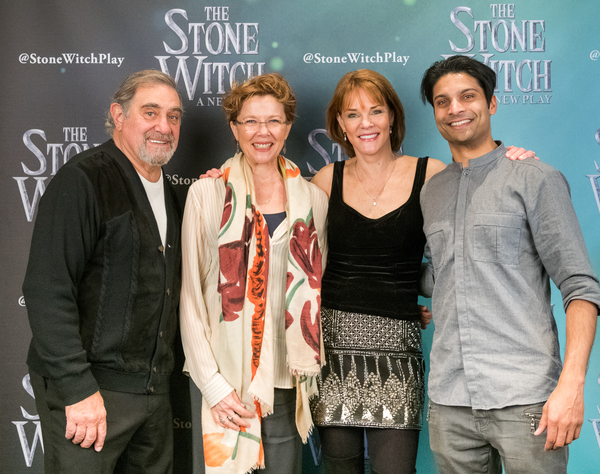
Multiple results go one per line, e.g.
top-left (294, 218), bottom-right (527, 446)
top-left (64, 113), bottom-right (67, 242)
top-left (373, 201), bottom-right (377, 206)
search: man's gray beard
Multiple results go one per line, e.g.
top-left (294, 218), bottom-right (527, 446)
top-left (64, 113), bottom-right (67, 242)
top-left (138, 142), bottom-right (175, 167)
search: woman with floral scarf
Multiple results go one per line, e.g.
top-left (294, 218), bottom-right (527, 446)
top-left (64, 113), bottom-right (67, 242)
top-left (179, 73), bottom-right (328, 474)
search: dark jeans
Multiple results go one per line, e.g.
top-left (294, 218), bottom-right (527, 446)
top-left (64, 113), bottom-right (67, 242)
top-left (30, 371), bottom-right (173, 474)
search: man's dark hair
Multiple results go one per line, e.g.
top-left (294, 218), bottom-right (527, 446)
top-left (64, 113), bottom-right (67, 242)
top-left (420, 55), bottom-right (496, 107)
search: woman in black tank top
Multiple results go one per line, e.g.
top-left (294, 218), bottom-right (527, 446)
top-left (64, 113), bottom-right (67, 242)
top-left (195, 70), bottom-right (531, 474)
top-left (310, 70), bottom-right (447, 474)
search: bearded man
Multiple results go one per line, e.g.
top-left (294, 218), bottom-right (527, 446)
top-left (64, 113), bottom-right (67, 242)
top-left (23, 70), bottom-right (183, 474)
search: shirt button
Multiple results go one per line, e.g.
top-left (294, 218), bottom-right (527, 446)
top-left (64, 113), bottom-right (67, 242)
top-left (166, 288), bottom-right (171, 296)
top-left (463, 170), bottom-right (470, 176)
top-left (150, 386), bottom-right (154, 393)
top-left (158, 245), bottom-right (165, 252)
top-left (159, 331), bottom-right (163, 338)
top-left (153, 367), bottom-right (157, 373)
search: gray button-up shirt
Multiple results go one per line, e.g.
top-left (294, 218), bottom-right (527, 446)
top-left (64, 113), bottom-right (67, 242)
top-left (420, 142), bottom-right (600, 410)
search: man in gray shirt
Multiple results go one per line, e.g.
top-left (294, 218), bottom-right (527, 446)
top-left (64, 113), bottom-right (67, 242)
top-left (419, 55), bottom-right (599, 473)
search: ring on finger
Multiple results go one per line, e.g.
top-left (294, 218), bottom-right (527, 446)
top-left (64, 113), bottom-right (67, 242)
top-left (219, 417), bottom-right (225, 424)
top-left (228, 416), bottom-right (234, 423)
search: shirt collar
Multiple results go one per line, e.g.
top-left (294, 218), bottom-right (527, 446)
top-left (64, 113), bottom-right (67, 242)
top-left (450, 141), bottom-right (505, 169)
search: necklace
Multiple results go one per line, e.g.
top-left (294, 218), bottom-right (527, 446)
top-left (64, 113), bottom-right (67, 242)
top-left (355, 157), bottom-right (397, 206)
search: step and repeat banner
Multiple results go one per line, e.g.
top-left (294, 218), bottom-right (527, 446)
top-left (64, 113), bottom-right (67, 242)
top-left (2, 1), bottom-right (600, 472)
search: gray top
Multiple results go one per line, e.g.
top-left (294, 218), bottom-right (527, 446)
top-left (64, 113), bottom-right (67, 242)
top-left (420, 142), bottom-right (600, 410)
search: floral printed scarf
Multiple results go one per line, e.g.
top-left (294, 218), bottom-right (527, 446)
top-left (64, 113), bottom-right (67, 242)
top-left (201, 152), bottom-right (324, 473)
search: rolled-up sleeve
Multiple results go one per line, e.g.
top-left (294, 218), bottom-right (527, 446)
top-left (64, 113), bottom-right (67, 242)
top-left (525, 166), bottom-right (600, 314)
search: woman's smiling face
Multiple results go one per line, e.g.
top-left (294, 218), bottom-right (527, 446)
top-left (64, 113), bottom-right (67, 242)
top-left (230, 95), bottom-right (292, 169)
top-left (337, 88), bottom-right (394, 159)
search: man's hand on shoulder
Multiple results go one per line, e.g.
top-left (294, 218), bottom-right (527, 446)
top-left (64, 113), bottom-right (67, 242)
top-left (65, 391), bottom-right (107, 452)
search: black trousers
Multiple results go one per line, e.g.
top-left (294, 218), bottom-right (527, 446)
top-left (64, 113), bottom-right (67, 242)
top-left (259, 388), bottom-right (302, 474)
top-left (30, 371), bottom-right (173, 474)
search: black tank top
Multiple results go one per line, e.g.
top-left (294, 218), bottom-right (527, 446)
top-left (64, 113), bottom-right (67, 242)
top-left (321, 157), bottom-right (429, 320)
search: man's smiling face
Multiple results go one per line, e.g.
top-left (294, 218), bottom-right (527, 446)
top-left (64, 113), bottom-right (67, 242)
top-left (114, 83), bottom-right (182, 168)
top-left (432, 72), bottom-right (497, 152)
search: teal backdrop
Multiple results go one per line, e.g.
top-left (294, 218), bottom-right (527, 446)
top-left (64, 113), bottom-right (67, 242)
top-left (1, 1), bottom-right (599, 472)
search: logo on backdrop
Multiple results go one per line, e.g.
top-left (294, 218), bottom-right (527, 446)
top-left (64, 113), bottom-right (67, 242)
top-left (587, 129), bottom-right (600, 214)
top-left (12, 374), bottom-right (44, 467)
top-left (302, 52), bottom-right (410, 66)
top-left (586, 131), bottom-right (600, 449)
top-left (165, 173), bottom-right (199, 186)
top-left (306, 129), bottom-right (347, 175)
top-left (13, 127), bottom-right (100, 222)
top-left (18, 52), bottom-right (124, 67)
top-left (444, 4), bottom-right (552, 106)
top-left (156, 7), bottom-right (265, 107)
top-left (591, 374), bottom-right (600, 450)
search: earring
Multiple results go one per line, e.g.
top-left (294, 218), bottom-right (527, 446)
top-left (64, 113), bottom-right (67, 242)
top-left (236, 141), bottom-right (240, 153)
top-left (389, 126), bottom-right (393, 135)
top-left (343, 132), bottom-right (347, 141)
top-left (283, 140), bottom-right (287, 155)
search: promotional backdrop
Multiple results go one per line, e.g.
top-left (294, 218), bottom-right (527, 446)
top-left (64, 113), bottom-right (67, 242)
top-left (2, 1), bottom-right (600, 472)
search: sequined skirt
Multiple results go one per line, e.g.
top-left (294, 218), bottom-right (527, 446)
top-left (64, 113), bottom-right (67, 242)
top-left (310, 307), bottom-right (425, 429)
